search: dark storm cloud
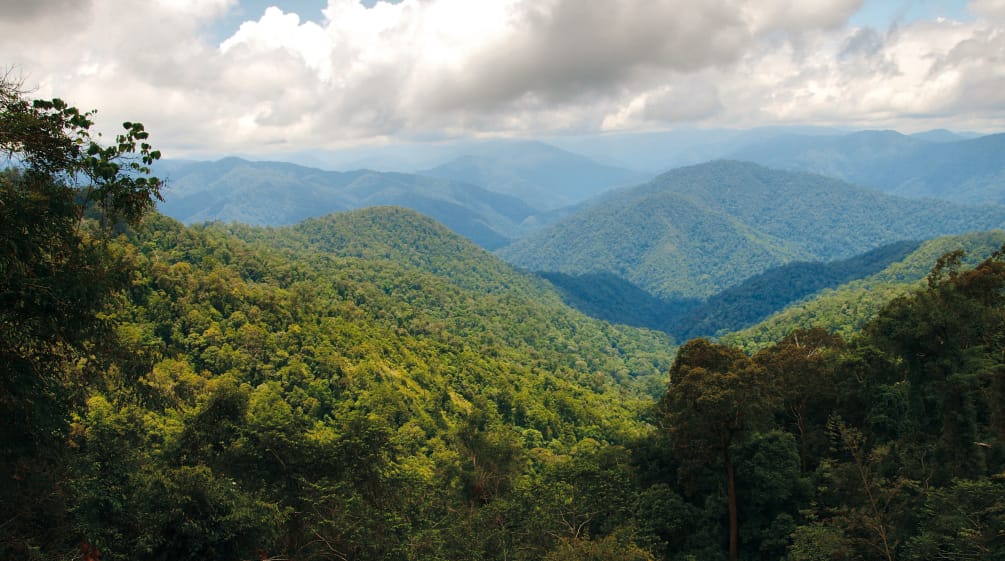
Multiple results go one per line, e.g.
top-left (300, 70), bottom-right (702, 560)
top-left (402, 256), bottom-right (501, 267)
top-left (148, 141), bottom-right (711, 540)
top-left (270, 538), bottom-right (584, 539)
top-left (0, 0), bottom-right (91, 20)
top-left (422, 0), bottom-right (750, 112)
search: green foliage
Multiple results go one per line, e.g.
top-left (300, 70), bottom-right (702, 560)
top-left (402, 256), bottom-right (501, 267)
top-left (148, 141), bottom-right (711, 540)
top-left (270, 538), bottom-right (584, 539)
top-left (901, 479), bottom-right (1005, 561)
top-left (47, 206), bottom-right (675, 559)
top-left (656, 339), bottom-right (776, 560)
top-left (637, 246), bottom-right (1005, 561)
top-left (72, 389), bottom-right (294, 561)
top-left (754, 329), bottom-right (845, 474)
top-left (0, 77), bottom-right (162, 559)
top-left (724, 231), bottom-right (1005, 351)
top-left (544, 534), bottom-right (654, 561)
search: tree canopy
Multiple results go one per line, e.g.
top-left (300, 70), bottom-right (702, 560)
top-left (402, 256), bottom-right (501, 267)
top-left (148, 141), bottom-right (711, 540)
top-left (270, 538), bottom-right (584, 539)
top-left (0, 74), bottom-right (162, 558)
top-left (4, 77), bottom-right (1005, 561)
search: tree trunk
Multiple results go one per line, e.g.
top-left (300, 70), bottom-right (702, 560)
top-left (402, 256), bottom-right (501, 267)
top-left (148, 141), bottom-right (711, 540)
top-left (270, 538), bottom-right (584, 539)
top-left (726, 448), bottom-right (738, 561)
top-left (796, 407), bottom-right (808, 475)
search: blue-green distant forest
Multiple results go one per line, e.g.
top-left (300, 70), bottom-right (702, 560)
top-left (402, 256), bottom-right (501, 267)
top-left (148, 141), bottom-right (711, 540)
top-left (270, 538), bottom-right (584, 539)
top-left (4, 83), bottom-right (1005, 561)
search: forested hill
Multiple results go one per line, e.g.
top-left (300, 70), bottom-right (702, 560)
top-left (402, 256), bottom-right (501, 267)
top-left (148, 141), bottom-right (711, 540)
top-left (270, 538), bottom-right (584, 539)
top-left (155, 157), bottom-right (538, 249)
top-left (222, 206), bottom-right (533, 294)
top-left (723, 230), bottom-right (1005, 351)
top-left (666, 239), bottom-right (924, 340)
top-left (499, 160), bottom-right (1005, 299)
top-left (213, 206), bottom-right (677, 390)
top-left (6, 207), bottom-right (675, 559)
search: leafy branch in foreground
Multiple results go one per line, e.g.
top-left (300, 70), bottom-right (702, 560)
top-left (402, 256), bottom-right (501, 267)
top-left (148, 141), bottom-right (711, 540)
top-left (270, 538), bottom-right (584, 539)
top-left (0, 72), bottom-right (162, 559)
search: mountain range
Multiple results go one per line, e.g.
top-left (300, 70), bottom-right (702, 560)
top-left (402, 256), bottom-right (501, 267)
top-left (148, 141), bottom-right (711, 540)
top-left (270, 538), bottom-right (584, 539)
top-left (155, 157), bottom-right (539, 249)
top-left (153, 138), bottom-right (1005, 351)
top-left (729, 130), bottom-right (1005, 205)
top-left (154, 143), bottom-right (646, 250)
top-left (420, 140), bottom-right (645, 210)
top-left (499, 160), bottom-right (1005, 300)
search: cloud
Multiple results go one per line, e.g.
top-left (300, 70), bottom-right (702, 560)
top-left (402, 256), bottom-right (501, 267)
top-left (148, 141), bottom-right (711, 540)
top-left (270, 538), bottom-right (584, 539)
top-left (741, 0), bottom-right (863, 33)
top-left (421, 0), bottom-right (747, 111)
top-left (0, 0), bottom-right (91, 21)
top-left (220, 7), bottom-right (332, 79)
top-left (1, 0), bottom-right (1003, 157)
top-left (601, 81), bottom-right (724, 131)
top-left (970, 0), bottom-right (1005, 19)
top-left (733, 14), bottom-right (1005, 128)
top-left (839, 27), bottom-right (884, 58)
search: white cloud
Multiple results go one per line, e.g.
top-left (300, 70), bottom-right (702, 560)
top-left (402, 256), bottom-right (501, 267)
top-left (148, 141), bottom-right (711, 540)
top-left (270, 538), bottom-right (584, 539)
top-left (220, 7), bottom-right (332, 80)
top-left (1, 0), bottom-right (1003, 157)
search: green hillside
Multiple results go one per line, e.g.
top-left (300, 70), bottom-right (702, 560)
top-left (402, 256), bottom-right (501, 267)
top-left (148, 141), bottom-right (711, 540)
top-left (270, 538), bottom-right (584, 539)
top-left (499, 160), bottom-right (1005, 299)
top-left (216, 206), bottom-right (675, 391)
top-left (722, 230), bottom-right (1005, 351)
top-left (670, 240), bottom-right (922, 340)
top-left (5, 206), bottom-right (675, 560)
top-left (499, 177), bottom-right (806, 300)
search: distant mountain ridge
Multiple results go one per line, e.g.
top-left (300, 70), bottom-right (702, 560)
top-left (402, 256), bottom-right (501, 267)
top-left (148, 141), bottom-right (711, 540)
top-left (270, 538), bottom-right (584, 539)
top-left (421, 140), bottom-right (646, 210)
top-left (155, 157), bottom-right (538, 250)
top-left (730, 130), bottom-right (1005, 205)
top-left (499, 160), bottom-right (1005, 300)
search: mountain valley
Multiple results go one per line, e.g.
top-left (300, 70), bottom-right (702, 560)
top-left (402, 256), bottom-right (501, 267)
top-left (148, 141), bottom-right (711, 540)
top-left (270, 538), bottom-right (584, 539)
top-left (7, 85), bottom-right (1005, 560)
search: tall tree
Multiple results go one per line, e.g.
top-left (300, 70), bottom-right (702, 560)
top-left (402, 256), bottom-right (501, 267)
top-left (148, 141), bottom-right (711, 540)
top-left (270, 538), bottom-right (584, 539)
top-left (0, 73), bottom-right (162, 558)
top-left (754, 328), bottom-right (844, 474)
top-left (656, 339), bottom-right (774, 561)
top-left (867, 247), bottom-right (1005, 482)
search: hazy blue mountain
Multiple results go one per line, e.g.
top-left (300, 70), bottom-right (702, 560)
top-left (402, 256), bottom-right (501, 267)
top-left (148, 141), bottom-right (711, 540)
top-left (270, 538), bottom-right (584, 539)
top-left (498, 160), bottom-right (1005, 299)
top-left (546, 126), bottom-right (847, 172)
top-left (268, 137), bottom-right (654, 178)
top-left (730, 130), bottom-right (1005, 205)
top-left (908, 129), bottom-right (979, 142)
top-left (155, 157), bottom-right (540, 250)
top-left (420, 141), bottom-right (647, 210)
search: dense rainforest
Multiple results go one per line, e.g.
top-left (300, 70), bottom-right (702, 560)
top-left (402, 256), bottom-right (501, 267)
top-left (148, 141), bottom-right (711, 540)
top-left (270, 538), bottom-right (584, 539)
top-left (3, 85), bottom-right (1005, 561)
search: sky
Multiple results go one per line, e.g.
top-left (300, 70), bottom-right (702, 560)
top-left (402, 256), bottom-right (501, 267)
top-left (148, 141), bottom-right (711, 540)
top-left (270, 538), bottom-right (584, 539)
top-left (2, 0), bottom-right (1003, 159)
